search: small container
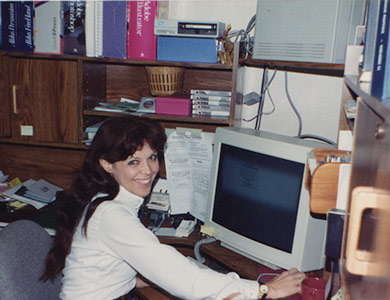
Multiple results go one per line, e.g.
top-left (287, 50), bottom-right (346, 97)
top-left (155, 97), bottom-right (191, 116)
top-left (145, 66), bottom-right (184, 96)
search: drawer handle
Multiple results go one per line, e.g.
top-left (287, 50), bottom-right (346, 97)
top-left (374, 123), bottom-right (387, 140)
top-left (346, 186), bottom-right (390, 277)
top-left (12, 85), bottom-right (19, 114)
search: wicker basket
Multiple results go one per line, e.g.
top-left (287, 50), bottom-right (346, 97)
top-left (145, 66), bottom-right (184, 96)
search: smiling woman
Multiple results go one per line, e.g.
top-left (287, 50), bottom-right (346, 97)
top-left (40, 115), bottom-right (305, 300)
top-left (99, 143), bottom-right (160, 198)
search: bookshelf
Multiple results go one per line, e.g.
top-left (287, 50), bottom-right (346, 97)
top-left (0, 45), bottom-right (239, 188)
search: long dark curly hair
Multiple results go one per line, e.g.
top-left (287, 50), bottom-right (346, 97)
top-left (41, 115), bottom-right (167, 281)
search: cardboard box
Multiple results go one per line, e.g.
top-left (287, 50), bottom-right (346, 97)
top-left (155, 97), bottom-right (190, 116)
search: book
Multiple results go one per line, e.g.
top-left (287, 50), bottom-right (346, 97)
top-left (190, 94), bottom-right (231, 102)
top-left (17, 1), bottom-right (34, 53)
top-left (102, 1), bottom-right (127, 59)
top-left (360, 0), bottom-right (381, 82)
top-left (0, 2), bottom-right (2, 48)
top-left (192, 99), bottom-right (231, 107)
top-left (192, 104), bottom-right (230, 111)
top-left (192, 109), bottom-right (230, 117)
top-left (85, 120), bottom-right (104, 140)
top-left (63, 0), bottom-right (86, 56)
top-left (1, 1), bottom-right (18, 51)
top-left (85, 0), bottom-right (95, 57)
top-left (371, 0), bottom-right (390, 100)
top-left (93, 101), bottom-right (140, 113)
top-left (94, 0), bottom-right (103, 57)
top-left (85, 0), bottom-right (103, 57)
top-left (3, 180), bottom-right (49, 209)
top-left (23, 178), bottom-right (63, 203)
top-left (33, 1), bottom-right (63, 54)
top-left (127, 0), bottom-right (158, 60)
top-left (190, 89), bottom-right (232, 97)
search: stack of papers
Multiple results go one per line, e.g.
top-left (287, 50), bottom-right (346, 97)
top-left (4, 179), bottom-right (63, 209)
top-left (83, 120), bottom-right (105, 145)
top-left (93, 98), bottom-right (140, 113)
top-left (147, 192), bottom-right (170, 211)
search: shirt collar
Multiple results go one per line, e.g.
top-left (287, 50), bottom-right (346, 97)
top-left (115, 185), bottom-right (144, 213)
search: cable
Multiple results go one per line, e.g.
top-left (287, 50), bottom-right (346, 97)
top-left (262, 88), bottom-right (276, 115)
top-left (194, 237), bottom-right (216, 264)
top-left (255, 68), bottom-right (268, 130)
top-left (226, 14), bottom-right (256, 59)
top-left (284, 72), bottom-right (303, 136)
top-left (242, 87), bottom-right (276, 122)
top-left (297, 134), bottom-right (336, 145)
top-left (244, 68), bottom-right (277, 126)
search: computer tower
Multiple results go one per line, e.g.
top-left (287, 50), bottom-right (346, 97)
top-left (252, 0), bottom-right (366, 63)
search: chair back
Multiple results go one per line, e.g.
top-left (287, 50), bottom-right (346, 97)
top-left (0, 220), bottom-right (61, 300)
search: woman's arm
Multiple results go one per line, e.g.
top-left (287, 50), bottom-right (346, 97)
top-left (223, 268), bottom-right (306, 300)
top-left (135, 276), bottom-right (150, 289)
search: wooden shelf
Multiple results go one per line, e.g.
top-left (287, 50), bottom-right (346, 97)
top-left (240, 57), bottom-right (344, 77)
top-left (84, 109), bottom-right (231, 126)
top-left (1, 50), bottom-right (232, 70)
top-left (344, 75), bottom-right (390, 120)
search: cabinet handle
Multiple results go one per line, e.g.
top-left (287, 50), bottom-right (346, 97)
top-left (346, 186), bottom-right (390, 277)
top-left (374, 123), bottom-right (387, 140)
top-left (12, 85), bottom-right (19, 114)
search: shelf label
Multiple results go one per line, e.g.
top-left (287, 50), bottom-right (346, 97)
top-left (20, 125), bottom-right (33, 136)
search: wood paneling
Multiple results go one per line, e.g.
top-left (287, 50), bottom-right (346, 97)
top-left (0, 143), bottom-right (86, 189)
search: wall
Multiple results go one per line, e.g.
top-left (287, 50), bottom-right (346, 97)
top-left (168, 0), bottom-right (343, 143)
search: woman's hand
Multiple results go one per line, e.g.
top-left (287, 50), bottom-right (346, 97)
top-left (264, 268), bottom-right (306, 299)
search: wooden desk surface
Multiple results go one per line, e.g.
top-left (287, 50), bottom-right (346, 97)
top-left (135, 227), bottom-right (326, 300)
top-left (158, 230), bottom-right (261, 280)
top-left (133, 228), bottom-right (263, 300)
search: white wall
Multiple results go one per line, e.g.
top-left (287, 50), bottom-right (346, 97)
top-left (168, 0), bottom-right (343, 143)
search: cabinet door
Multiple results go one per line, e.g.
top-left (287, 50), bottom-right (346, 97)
top-left (341, 100), bottom-right (390, 299)
top-left (9, 57), bottom-right (79, 144)
top-left (0, 56), bottom-right (11, 137)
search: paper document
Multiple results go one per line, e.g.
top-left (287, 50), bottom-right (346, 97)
top-left (164, 129), bottom-right (213, 221)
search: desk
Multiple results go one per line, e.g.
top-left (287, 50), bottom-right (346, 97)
top-left (133, 227), bottom-right (322, 300)
top-left (132, 229), bottom-right (260, 300)
top-left (0, 203), bottom-right (321, 300)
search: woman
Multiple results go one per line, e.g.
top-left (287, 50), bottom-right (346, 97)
top-left (42, 115), bottom-right (305, 300)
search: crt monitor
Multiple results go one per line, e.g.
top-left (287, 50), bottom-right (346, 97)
top-left (203, 127), bottom-right (334, 272)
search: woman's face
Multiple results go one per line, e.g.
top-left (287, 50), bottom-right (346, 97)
top-left (100, 143), bottom-right (160, 198)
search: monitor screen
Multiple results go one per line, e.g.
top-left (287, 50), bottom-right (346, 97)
top-left (204, 127), bottom-right (334, 271)
top-left (213, 143), bottom-right (304, 253)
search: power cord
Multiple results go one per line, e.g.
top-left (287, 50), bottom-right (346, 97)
top-left (194, 236), bottom-right (217, 264)
top-left (242, 68), bottom-right (277, 127)
top-left (284, 71), bottom-right (303, 137)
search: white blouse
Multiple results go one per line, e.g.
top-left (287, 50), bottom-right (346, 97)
top-left (60, 186), bottom-right (259, 300)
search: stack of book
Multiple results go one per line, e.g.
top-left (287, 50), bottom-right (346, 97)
top-left (83, 120), bottom-right (104, 146)
top-left (191, 89), bottom-right (231, 117)
top-left (1, 1), bottom-right (168, 59)
top-left (3, 179), bottom-right (63, 209)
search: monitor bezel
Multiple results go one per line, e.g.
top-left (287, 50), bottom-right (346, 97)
top-left (204, 127), bottom-right (330, 271)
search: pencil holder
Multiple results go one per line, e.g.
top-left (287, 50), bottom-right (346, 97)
top-left (145, 66), bottom-right (184, 96)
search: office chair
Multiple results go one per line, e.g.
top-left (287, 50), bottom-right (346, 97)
top-left (0, 219), bottom-right (61, 300)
